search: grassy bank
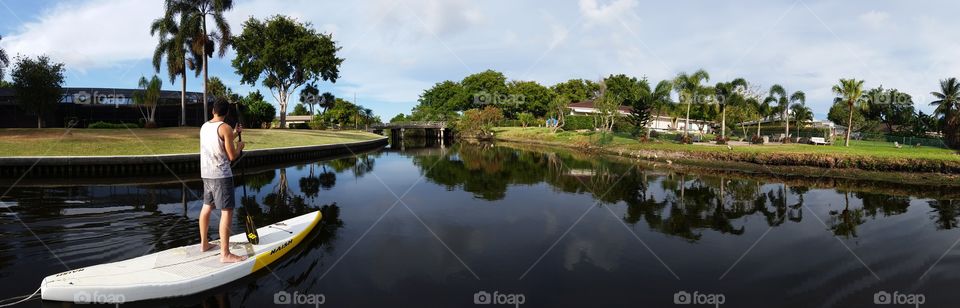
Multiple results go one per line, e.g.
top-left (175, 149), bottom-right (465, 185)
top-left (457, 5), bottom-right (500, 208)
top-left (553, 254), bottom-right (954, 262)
top-left (494, 127), bottom-right (960, 174)
top-left (0, 128), bottom-right (382, 156)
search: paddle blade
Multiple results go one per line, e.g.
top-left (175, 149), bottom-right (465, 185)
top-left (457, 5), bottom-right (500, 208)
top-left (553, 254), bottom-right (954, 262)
top-left (245, 215), bottom-right (259, 245)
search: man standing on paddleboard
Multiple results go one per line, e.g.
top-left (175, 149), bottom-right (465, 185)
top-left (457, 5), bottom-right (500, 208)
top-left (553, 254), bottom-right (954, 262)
top-left (198, 97), bottom-right (248, 263)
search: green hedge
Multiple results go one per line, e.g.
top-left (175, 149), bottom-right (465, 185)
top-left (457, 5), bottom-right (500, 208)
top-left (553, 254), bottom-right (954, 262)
top-left (734, 127), bottom-right (831, 138)
top-left (559, 115), bottom-right (637, 133)
top-left (87, 121), bottom-right (141, 129)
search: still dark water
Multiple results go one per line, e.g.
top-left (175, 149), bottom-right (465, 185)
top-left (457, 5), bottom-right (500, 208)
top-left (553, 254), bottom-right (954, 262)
top-left (3, 140), bottom-right (960, 307)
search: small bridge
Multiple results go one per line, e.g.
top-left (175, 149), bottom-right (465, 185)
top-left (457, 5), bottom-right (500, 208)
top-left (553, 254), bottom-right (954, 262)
top-left (373, 121), bottom-right (448, 129)
top-left (370, 121), bottom-right (451, 140)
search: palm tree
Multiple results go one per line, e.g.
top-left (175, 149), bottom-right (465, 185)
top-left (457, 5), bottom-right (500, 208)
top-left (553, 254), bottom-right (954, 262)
top-left (753, 96), bottom-right (772, 139)
top-left (150, 12), bottom-right (190, 126)
top-left (930, 77), bottom-right (960, 148)
top-left (790, 102), bottom-right (813, 134)
top-left (832, 78), bottom-right (865, 146)
top-left (673, 69), bottom-right (711, 137)
top-left (713, 78), bottom-right (746, 140)
top-left (300, 83), bottom-right (320, 115)
top-left (0, 35), bottom-right (8, 80)
top-left (172, 0), bottom-right (234, 120)
top-left (644, 80), bottom-right (673, 138)
top-left (133, 75), bottom-right (163, 127)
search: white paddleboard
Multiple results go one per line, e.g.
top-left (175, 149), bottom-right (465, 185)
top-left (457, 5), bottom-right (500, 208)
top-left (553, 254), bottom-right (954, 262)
top-left (40, 210), bottom-right (322, 303)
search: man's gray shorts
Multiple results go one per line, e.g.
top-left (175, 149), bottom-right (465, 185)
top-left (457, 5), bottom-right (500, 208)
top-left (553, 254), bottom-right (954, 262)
top-left (202, 177), bottom-right (236, 209)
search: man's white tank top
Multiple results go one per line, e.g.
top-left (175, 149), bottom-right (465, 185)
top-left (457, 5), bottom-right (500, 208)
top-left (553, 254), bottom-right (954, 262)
top-left (200, 121), bottom-right (233, 179)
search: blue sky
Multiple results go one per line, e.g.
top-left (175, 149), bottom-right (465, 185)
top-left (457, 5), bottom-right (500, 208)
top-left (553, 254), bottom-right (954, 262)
top-left (2, 0), bottom-right (959, 121)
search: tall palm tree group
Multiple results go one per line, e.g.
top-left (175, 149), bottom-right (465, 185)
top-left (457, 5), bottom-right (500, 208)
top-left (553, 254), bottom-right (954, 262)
top-left (930, 77), bottom-right (960, 147)
top-left (673, 69), bottom-right (711, 138)
top-left (151, 0), bottom-right (234, 125)
top-left (765, 85), bottom-right (805, 143)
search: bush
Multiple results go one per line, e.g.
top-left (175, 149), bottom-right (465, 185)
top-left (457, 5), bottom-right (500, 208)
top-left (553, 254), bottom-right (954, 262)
top-left (309, 116), bottom-right (327, 130)
top-left (751, 135), bottom-right (765, 144)
top-left (87, 121), bottom-right (140, 129)
top-left (563, 115), bottom-right (594, 130)
top-left (288, 123), bottom-right (310, 129)
top-left (715, 136), bottom-right (729, 145)
top-left (677, 134), bottom-right (693, 144)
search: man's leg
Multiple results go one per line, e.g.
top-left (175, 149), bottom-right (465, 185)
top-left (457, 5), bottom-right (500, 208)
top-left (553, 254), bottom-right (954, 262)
top-left (219, 208), bottom-right (247, 263)
top-left (198, 204), bottom-right (216, 252)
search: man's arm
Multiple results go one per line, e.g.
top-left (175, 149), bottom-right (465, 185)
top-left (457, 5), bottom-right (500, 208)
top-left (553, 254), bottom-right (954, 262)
top-left (220, 124), bottom-right (245, 162)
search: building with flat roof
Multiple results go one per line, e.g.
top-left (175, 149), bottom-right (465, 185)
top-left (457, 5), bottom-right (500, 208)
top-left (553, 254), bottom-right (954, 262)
top-left (0, 87), bottom-right (207, 128)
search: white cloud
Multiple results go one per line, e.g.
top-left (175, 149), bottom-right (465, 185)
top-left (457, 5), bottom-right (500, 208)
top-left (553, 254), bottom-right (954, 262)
top-left (1, 0), bottom-right (157, 71)
top-left (859, 10), bottom-right (890, 29)
top-left (578, 0), bottom-right (637, 23)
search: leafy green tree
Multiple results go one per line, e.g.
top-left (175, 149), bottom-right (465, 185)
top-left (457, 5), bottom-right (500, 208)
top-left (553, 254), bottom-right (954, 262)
top-left (11, 55), bottom-right (65, 128)
top-left (167, 0), bottom-right (234, 118)
top-left (832, 78), bottom-right (866, 146)
top-left (418, 80), bottom-right (467, 116)
top-left (517, 112), bottom-right (535, 127)
top-left (547, 94), bottom-right (569, 133)
top-left (389, 113), bottom-right (408, 123)
top-left (232, 15), bottom-right (344, 128)
top-left (133, 75), bottom-right (163, 127)
top-left (674, 69), bottom-right (712, 137)
top-left (713, 78), bottom-right (747, 140)
top-left (506, 80), bottom-right (553, 117)
top-left (594, 80), bottom-right (624, 132)
top-left (457, 106), bottom-right (503, 137)
top-left (0, 35), bottom-right (9, 81)
top-left (861, 87), bottom-right (914, 134)
top-left (461, 70), bottom-right (507, 109)
top-left (290, 104), bottom-right (310, 116)
top-left (930, 77), bottom-right (960, 148)
top-left (828, 100), bottom-right (870, 136)
top-left (240, 90), bottom-right (276, 128)
top-left (319, 92), bottom-right (335, 114)
top-left (550, 79), bottom-right (600, 103)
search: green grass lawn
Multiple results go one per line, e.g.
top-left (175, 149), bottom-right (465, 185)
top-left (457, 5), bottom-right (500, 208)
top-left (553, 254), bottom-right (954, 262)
top-left (0, 128), bottom-right (382, 157)
top-left (494, 127), bottom-right (960, 161)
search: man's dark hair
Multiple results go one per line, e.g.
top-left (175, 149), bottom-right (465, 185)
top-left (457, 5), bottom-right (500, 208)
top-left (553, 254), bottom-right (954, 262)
top-left (212, 97), bottom-right (231, 117)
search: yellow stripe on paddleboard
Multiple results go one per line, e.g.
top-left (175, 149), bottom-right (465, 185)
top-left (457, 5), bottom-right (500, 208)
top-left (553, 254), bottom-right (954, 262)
top-left (251, 212), bottom-right (322, 273)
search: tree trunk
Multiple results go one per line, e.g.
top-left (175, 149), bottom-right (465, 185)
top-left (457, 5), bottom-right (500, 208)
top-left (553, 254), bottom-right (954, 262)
top-left (37, 114), bottom-right (42, 129)
top-left (845, 101), bottom-right (853, 147)
top-left (720, 107), bottom-right (726, 140)
top-left (756, 118), bottom-right (761, 138)
top-left (784, 110), bottom-right (790, 143)
top-left (279, 91), bottom-right (288, 128)
top-left (202, 17), bottom-right (209, 120)
top-left (684, 102), bottom-right (691, 137)
top-left (181, 69), bottom-right (187, 126)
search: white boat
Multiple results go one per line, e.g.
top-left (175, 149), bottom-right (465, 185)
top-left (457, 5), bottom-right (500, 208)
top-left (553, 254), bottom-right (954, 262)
top-left (40, 211), bottom-right (322, 303)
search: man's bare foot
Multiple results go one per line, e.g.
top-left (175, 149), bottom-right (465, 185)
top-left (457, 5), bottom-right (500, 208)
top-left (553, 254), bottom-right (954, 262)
top-left (200, 243), bottom-right (217, 253)
top-left (220, 253), bottom-right (247, 263)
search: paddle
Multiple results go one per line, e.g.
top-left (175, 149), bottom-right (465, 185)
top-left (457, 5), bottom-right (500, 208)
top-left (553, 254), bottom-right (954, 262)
top-left (232, 103), bottom-right (260, 245)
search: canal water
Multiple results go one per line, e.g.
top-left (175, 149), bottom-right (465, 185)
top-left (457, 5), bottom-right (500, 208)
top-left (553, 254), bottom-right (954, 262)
top-left (1, 140), bottom-right (959, 307)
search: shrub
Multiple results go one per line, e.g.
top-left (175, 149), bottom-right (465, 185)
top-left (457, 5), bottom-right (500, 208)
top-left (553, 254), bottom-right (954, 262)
top-left (87, 121), bottom-right (140, 129)
top-left (751, 135), bottom-right (765, 144)
top-left (677, 134), bottom-right (693, 144)
top-left (715, 136), bottom-right (729, 145)
top-left (289, 123), bottom-right (310, 129)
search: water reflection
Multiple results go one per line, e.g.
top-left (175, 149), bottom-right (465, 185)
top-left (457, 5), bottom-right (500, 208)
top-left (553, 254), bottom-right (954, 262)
top-left (5, 142), bottom-right (960, 307)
